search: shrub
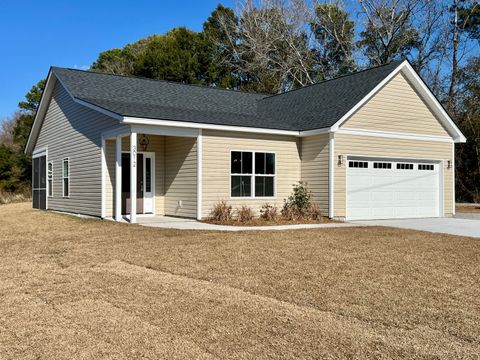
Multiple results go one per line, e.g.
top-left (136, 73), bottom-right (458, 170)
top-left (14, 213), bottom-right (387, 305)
top-left (307, 202), bottom-right (322, 220)
top-left (236, 205), bottom-right (254, 223)
top-left (209, 200), bottom-right (233, 222)
top-left (282, 181), bottom-right (311, 219)
top-left (260, 203), bottom-right (278, 221)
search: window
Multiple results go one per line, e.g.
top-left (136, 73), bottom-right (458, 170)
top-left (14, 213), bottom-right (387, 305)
top-left (348, 161), bottom-right (368, 168)
top-left (396, 163), bottom-right (414, 170)
top-left (373, 162), bottom-right (392, 169)
top-left (62, 158), bottom-right (69, 197)
top-left (47, 162), bottom-right (53, 197)
top-left (231, 151), bottom-right (275, 197)
top-left (418, 164), bottom-right (434, 171)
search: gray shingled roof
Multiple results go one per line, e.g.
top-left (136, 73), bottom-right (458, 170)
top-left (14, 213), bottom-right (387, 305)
top-left (51, 61), bottom-right (403, 131)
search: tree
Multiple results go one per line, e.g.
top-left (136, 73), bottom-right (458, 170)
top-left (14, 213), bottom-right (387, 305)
top-left (459, 1), bottom-right (480, 40)
top-left (455, 56), bottom-right (480, 203)
top-left (358, 0), bottom-right (419, 65)
top-left (203, 4), bottom-right (240, 88)
top-left (18, 79), bottom-right (46, 113)
top-left (311, 2), bottom-right (356, 79)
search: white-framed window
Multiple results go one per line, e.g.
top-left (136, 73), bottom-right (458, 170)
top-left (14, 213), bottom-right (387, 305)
top-left (62, 158), bottom-right (70, 197)
top-left (231, 151), bottom-right (275, 198)
top-left (47, 161), bottom-right (53, 197)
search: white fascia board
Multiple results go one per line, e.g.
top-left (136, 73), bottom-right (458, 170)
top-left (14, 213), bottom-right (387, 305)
top-left (25, 71), bottom-right (56, 154)
top-left (122, 116), bottom-right (300, 136)
top-left (130, 124), bottom-right (199, 138)
top-left (335, 128), bottom-right (454, 143)
top-left (401, 62), bottom-right (466, 143)
top-left (329, 60), bottom-right (466, 143)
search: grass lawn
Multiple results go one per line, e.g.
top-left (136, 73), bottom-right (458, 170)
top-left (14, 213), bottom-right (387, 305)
top-left (1, 203), bottom-right (479, 359)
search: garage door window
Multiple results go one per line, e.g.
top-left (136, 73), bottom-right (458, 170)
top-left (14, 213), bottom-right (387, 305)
top-left (397, 163), bottom-right (414, 170)
top-left (373, 162), bottom-right (392, 169)
top-left (349, 161), bottom-right (368, 168)
top-left (418, 164), bottom-right (434, 170)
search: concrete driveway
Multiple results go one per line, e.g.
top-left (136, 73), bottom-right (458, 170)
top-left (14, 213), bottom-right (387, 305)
top-left (351, 217), bottom-right (480, 238)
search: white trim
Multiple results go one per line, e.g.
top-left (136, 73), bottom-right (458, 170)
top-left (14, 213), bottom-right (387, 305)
top-left (115, 136), bottom-right (122, 221)
top-left (229, 150), bottom-right (277, 199)
top-left (440, 160), bottom-right (445, 217)
top-left (330, 60), bottom-right (466, 143)
top-left (328, 133), bottom-right (334, 218)
top-left (299, 128), bottom-right (330, 137)
top-left (123, 117), bottom-right (299, 136)
top-left (196, 130), bottom-right (203, 220)
top-left (32, 147), bottom-right (48, 158)
top-left (62, 157), bottom-right (70, 198)
top-left (130, 132), bottom-right (137, 223)
top-left (142, 152), bottom-right (156, 215)
top-left (335, 128), bottom-right (454, 143)
top-left (452, 143), bottom-right (456, 215)
top-left (101, 137), bottom-right (106, 218)
top-left (131, 124), bottom-right (199, 138)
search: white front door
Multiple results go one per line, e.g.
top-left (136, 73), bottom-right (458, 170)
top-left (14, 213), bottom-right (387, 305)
top-left (143, 154), bottom-right (154, 214)
top-left (346, 157), bottom-right (440, 220)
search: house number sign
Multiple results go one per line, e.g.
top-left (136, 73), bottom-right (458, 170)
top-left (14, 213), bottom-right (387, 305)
top-left (132, 145), bottom-right (137, 167)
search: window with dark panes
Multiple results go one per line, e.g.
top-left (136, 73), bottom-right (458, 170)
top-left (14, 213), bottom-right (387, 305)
top-left (231, 151), bottom-right (275, 197)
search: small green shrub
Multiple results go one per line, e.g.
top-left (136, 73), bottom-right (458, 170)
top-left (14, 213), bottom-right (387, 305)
top-left (236, 205), bottom-right (254, 222)
top-left (282, 181), bottom-right (311, 219)
top-left (260, 203), bottom-right (278, 221)
top-left (209, 200), bottom-right (233, 222)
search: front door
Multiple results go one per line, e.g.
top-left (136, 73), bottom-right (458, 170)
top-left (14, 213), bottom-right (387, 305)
top-left (122, 153), bottom-right (144, 214)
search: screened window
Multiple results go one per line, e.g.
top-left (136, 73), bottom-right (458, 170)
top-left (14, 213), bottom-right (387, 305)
top-left (231, 151), bottom-right (275, 197)
top-left (47, 162), bottom-right (53, 197)
top-left (62, 158), bottom-right (69, 197)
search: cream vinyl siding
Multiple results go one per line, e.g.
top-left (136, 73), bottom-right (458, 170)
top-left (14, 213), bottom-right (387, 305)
top-left (117, 135), bottom-right (166, 216)
top-left (300, 134), bottom-right (329, 213)
top-left (342, 72), bottom-right (450, 137)
top-left (202, 130), bottom-right (301, 218)
top-left (333, 134), bottom-right (453, 218)
top-left (34, 81), bottom-right (120, 217)
top-left (164, 137), bottom-right (197, 218)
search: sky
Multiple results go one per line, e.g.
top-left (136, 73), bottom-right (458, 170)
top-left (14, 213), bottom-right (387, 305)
top-left (0, 0), bottom-right (233, 121)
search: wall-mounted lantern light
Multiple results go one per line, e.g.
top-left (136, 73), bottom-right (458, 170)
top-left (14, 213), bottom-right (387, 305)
top-left (139, 134), bottom-right (150, 151)
top-left (447, 160), bottom-right (451, 169)
top-left (337, 154), bottom-right (343, 166)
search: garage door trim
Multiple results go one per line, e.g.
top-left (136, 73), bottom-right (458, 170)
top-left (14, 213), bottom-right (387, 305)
top-left (345, 155), bottom-right (444, 220)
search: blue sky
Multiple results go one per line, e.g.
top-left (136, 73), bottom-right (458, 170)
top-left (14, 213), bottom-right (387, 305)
top-left (0, 0), bottom-right (233, 121)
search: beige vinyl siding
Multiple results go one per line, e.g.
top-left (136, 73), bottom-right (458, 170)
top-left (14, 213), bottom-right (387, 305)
top-left (342, 72), bottom-right (450, 137)
top-left (300, 134), bottom-right (329, 213)
top-left (34, 81), bottom-right (120, 217)
top-left (202, 130), bottom-right (301, 218)
top-left (164, 137), bottom-right (197, 218)
top-left (116, 135), bottom-right (166, 216)
top-left (333, 134), bottom-right (453, 218)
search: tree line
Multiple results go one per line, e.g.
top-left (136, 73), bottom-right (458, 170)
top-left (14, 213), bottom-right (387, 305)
top-left (1, 0), bottom-right (479, 202)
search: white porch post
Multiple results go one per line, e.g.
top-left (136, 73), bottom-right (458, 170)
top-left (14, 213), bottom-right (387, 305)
top-left (115, 135), bottom-right (122, 221)
top-left (130, 132), bottom-right (137, 223)
top-left (196, 129), bottom-right (203, 220)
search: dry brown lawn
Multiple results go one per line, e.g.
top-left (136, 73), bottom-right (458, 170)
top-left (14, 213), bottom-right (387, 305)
top-left (0, 203), bottom-right (479, 359)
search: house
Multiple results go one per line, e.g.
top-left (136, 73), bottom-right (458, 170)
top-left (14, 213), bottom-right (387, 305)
top-left (25, 60), bottom-right (466, 223)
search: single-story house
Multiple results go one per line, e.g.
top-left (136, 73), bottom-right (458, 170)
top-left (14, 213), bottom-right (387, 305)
top-left (25, 60), bottom-right (466, 222)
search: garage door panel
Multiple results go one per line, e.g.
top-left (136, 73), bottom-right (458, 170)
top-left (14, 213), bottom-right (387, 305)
top-left (347, 159), bottom-right (440, 220)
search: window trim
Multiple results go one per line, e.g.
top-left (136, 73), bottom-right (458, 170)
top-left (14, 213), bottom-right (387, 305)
top-left (47, 161), bottom-right (53, 197)
top-left (62, 157), bottom-right (70, 198)
top-left (229, 150), bottom-right (277, 199)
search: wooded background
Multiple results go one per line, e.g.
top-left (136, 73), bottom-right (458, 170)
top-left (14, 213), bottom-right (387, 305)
top-left (1, 0), bottom-right (478, 203)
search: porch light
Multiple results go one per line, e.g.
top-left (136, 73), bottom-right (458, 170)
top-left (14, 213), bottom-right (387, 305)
top-left (139, 134), bottom-right (150, 151)
top-left (337, 154), bottom-right (343, 166)
top-left (447, 160), bottom-right (451, 169)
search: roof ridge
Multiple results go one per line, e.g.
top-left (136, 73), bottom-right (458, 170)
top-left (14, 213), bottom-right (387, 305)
top-left (51, 66), bottom-right (270, 97)
top-left (261, 60), bottom-right (405, 101)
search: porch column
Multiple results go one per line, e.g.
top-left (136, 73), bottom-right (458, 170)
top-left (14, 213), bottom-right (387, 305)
top-left (115, 135), bottom-right (122, 221)
top-left (196, 129), bottom-right (203, 220)
top-left (130, 132), bottom-right (137, 223)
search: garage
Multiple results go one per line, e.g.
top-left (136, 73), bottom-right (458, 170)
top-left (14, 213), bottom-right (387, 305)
top-left (346, 157), bottom-right (441, 220)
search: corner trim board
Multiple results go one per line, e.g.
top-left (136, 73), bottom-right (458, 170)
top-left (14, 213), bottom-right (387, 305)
top-left (196, 129), bottom-right (203, 220)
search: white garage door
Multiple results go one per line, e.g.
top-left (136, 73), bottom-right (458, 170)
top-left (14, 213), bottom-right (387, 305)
top-left (346, 158), bottom-right (440, 220)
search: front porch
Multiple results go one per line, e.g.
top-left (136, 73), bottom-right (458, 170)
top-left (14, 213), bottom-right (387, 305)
top-left (101, 125), bottom-right (202, 223)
